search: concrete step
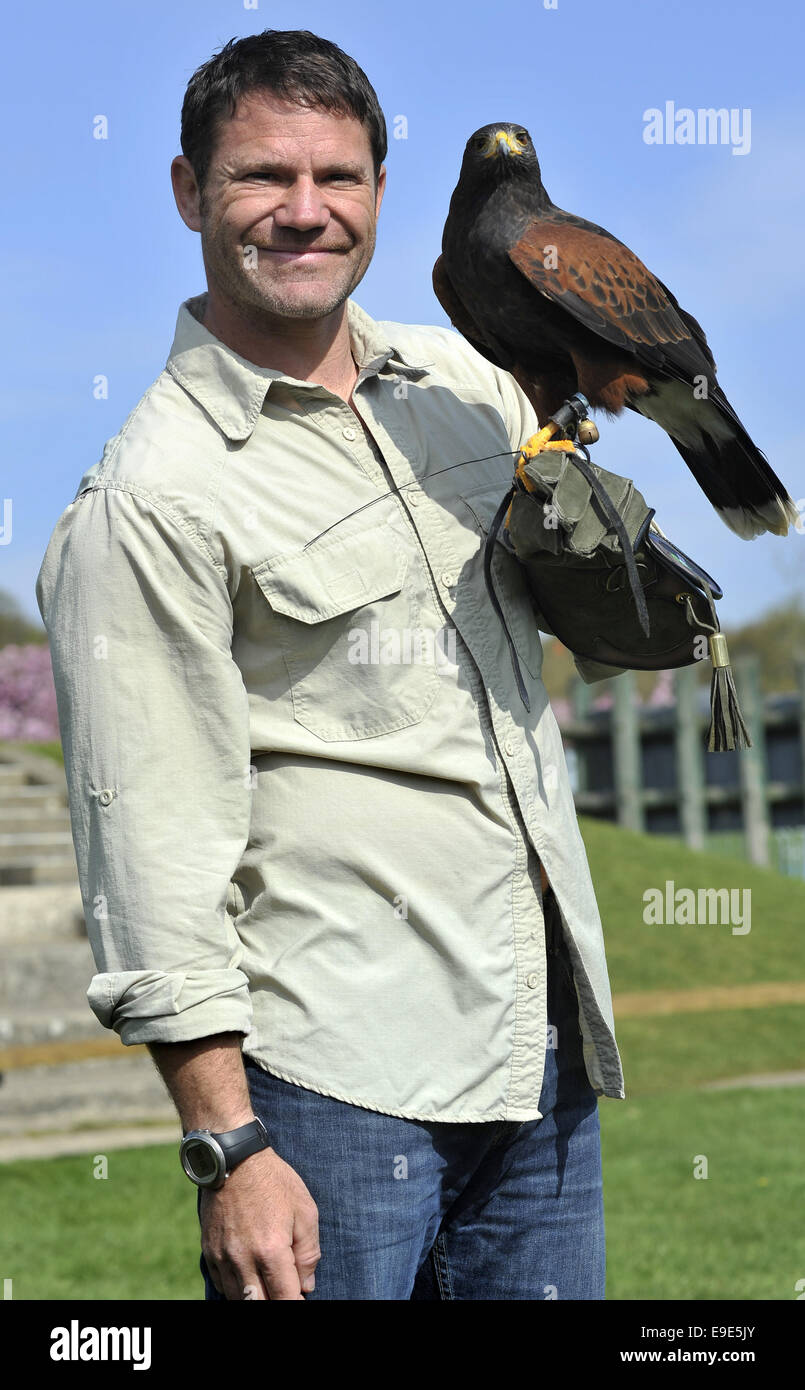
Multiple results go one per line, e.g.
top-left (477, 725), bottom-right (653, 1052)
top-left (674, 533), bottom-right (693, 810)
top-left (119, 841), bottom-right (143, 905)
top-left (0, 765), bottom-right (27, 786)
top-left (0, 746), bottom-right (67, 793)
top-left (0, 1006), bottom-right (107, 1050)
top-left (0, 746), bottom-right (76, 885)
top-left (0, 832), bottom-right (75, 861)
top-left (0, 767), bottom-right (26, 789)
top-left (0, 883), bottom-right (85, 944)
top-left (0, 1054), bottom-right (176, 1138)
top-left (0, 807), bottom-right (71, 830)
top-left (0, 1124), bottom-right (181, 1162)
top-left (0, 859), bottom-right (78, 886)
top-left (1, 937), bottom-right (97, 1007)
top-left (0, 786), bottom-right (69, 811)
top-left (0, 748), bottom-right (179, 1147)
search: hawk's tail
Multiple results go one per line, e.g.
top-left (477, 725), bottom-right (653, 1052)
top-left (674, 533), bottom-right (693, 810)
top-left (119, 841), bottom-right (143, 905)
top-left (670, 428), bottom-right (799, 539)
top-left (632, 380), bottom-right (799, 539)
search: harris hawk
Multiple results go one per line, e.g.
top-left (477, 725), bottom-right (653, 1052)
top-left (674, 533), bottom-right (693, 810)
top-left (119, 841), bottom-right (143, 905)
top-left (434, 123), bottom-right (798, 540)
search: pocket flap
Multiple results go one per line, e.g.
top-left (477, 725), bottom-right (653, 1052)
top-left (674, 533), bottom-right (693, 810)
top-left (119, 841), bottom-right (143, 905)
top-left (252, 523), bottom-right (408, 624)
top-left (461, 486), bottom-right (510, 534)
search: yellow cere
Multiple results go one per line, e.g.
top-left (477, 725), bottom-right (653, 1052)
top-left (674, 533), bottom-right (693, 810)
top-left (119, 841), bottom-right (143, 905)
top-left (485, 128), bottom-right (525, 157)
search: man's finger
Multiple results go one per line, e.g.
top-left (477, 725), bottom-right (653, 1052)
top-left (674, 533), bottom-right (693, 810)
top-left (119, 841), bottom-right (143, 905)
top-left (292, 1205), bottom-right (321, 1294)
top-left (205, 1256), bottom-right (245, 1303)
top-left (208, 1256), bottom-right (269, 1302)
top-left (257, 1242), bottom-right (305, 1300)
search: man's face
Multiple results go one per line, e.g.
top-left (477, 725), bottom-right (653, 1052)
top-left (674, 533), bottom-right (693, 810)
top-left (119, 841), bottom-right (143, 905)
top-left (187, 90), bottom-right (385, 323)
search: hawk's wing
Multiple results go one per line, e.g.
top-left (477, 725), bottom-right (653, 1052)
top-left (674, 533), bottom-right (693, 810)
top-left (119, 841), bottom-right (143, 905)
top-left (508, 216), bottom-right (717, 382)
top-left (432, 254), bottom-right (516, 371)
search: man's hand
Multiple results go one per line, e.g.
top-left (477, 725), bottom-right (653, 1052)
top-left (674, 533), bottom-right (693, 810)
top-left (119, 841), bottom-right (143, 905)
top-left (147, 1034), bottom-right (321, 1299)
top-left (200, 1146), bottom-right (321, 1300)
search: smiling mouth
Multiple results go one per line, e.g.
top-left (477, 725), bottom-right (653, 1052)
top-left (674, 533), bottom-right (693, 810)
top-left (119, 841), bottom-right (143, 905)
top-left (257, 247), bottom-right (345, 259)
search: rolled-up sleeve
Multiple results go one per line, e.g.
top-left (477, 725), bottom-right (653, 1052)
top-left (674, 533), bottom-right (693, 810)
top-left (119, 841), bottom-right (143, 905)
top-left (35, 483), bottom-right (254, 1044)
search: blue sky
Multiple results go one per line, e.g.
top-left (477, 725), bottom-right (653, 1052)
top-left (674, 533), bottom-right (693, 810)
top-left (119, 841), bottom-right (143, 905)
top-left (3, 0), bottom-right (804, 628)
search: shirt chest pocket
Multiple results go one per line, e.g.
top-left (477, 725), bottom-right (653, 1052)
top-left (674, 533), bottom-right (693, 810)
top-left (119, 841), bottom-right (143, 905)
top-left (251, 521), bottom-right (442, 742)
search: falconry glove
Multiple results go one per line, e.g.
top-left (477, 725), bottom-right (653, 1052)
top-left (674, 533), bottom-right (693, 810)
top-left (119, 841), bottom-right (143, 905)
top-left (484, 395), bottom-right (751, 753)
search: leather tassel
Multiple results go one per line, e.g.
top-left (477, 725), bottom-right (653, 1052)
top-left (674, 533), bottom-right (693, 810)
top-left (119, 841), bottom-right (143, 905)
top-left (706, 632), bottom-right (752, 752)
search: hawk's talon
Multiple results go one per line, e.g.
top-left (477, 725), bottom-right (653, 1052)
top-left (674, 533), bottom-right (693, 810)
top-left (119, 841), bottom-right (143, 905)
top-left (519, 424), bottom-right (559, 460)
top-left (515, 429), bottom-right (578, 491)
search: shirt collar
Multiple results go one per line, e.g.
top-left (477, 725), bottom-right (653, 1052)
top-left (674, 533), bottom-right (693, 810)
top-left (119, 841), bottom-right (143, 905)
top-left (166, 292), bottom-right (430, 442)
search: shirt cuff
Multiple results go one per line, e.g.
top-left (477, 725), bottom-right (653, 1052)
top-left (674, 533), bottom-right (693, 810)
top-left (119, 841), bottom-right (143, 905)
top-left (87, 967), bottom-right (253, 1045)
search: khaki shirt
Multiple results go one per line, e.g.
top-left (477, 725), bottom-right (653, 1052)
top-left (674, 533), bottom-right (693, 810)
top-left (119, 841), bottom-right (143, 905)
top-left (35, 293), bottom-right (625, 1122)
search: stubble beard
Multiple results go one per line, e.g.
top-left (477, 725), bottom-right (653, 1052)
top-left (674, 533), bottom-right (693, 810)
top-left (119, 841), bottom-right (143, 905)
top-left (200, 202), bottom-right (376, 326)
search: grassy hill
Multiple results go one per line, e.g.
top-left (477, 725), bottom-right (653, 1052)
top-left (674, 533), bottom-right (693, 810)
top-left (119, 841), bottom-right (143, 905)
top-left (579, 814), bottom-right (805, 993)
top-left (1, 813), bottom-right (803, 1301)
top-left (577, 815), bottom-right (805, 1097)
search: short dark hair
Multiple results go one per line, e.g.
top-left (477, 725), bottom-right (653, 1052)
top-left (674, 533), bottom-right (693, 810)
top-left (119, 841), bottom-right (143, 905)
top-left (180, 29), bottom-right (387, 195)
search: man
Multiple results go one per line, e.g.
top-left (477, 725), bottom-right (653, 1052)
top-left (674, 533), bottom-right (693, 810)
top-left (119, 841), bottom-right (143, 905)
top-left (36, 29), bottom-right (626, 1301)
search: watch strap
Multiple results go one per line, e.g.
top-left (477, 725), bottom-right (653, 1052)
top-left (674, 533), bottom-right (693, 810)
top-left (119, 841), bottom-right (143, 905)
top-left (211, 1117), bottom-right (269, 1172)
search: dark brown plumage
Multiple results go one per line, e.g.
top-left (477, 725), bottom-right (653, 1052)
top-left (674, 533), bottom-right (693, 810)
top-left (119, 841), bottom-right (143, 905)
top-left (434, 122), bottom-right (798, 539)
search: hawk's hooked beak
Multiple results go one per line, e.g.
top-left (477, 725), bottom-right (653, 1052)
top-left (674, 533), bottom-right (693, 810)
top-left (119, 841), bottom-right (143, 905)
top-left (485, 129), bottom-right (523, 159)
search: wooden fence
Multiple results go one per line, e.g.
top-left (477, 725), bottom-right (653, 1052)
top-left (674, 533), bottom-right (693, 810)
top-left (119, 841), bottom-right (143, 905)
top-left (558, 655), bottom-right (805, 871)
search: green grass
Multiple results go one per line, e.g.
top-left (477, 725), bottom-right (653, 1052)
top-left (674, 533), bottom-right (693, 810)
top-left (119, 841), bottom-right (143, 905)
top-left (600, 1086), bottom-right (805, 1300)
top-left (0, 1145), bottom-right (201, 1301)
top-left (611, 1005), bottom-right (805, 1096)
top-left (0, 814), bottom-right (803, 1300)
top-left (1, 1085), bottom-right (803, 1300)
top-left (578, 815), bottom-right (805, 992)
top-left (17, 739), bottom-right (64, 764)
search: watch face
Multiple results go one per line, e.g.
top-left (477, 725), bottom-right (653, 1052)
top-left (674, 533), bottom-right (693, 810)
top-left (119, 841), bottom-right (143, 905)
top-left (182, 1137), bottom-right (224, 1186)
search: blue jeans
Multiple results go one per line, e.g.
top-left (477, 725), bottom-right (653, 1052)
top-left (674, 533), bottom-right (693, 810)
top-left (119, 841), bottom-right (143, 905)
top-left (198, 892), bottom-right (605, 1299)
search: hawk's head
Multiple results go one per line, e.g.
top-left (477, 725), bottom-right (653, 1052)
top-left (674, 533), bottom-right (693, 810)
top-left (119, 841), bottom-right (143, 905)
top-left (460, 123), bottom-right (541, 183)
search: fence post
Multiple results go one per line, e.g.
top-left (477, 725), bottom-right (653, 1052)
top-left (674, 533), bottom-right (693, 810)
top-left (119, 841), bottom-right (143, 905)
top-left (735, 653), bottom-right (770, 867)
top-left (612, 670), bottom-right (644, 831)
top-left (674, 664), bottom-right (706, 850)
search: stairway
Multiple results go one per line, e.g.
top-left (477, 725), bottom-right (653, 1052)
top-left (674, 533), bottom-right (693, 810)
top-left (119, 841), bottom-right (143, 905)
top-left (0, 745), bottom-right (77, 885)
top-left (0, 742), bottom-right (173, 1146)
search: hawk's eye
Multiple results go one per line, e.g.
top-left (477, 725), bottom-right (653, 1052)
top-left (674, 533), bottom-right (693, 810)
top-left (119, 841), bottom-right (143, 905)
top-left (515, 129), bottom-right (529, 143)
top-left (472, 135), bottom-right (487, 150)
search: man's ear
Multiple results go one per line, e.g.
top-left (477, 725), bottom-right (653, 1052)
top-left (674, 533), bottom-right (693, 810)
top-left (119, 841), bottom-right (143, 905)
top-left (374, 163), bottom-right (387, 219)
top-left (171, 155), bottom-right (203, 232)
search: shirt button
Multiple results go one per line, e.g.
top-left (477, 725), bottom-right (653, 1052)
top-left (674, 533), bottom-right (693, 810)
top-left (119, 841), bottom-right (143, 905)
top-left (526, 972), bottom-right (540, 989)
top-left (441, 571), bottom-right (456, 588)
top-left (342, 426), bottom-right (357, 441)
top-left (503, 739), bottom-right (515, 757)
top-left (98, 789), bottom-right (115, 806)
top-left (408, 492), bottom-right (419, 507)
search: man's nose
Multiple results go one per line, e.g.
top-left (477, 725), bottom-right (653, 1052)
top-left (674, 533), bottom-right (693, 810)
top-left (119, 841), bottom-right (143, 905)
top-left (272, 177), bottom-right (329, 230)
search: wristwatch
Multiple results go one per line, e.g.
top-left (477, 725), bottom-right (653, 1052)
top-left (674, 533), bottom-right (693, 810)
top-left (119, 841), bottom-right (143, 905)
top-left (179, 1116), bottom-right (270, 1189)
